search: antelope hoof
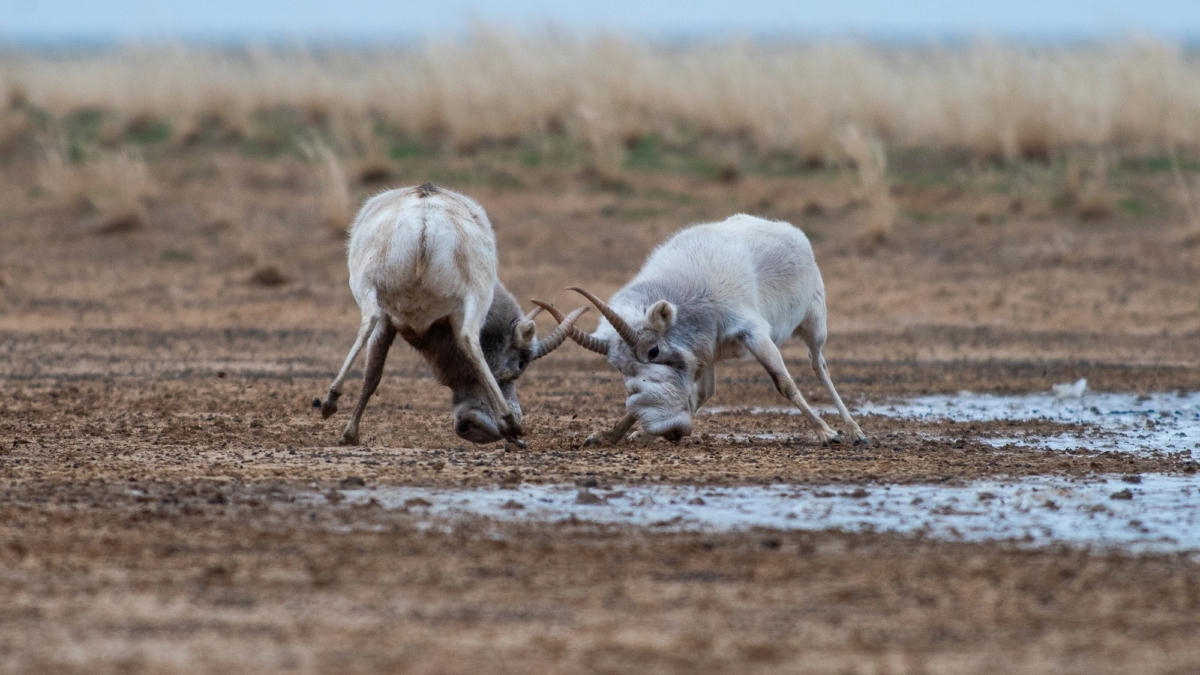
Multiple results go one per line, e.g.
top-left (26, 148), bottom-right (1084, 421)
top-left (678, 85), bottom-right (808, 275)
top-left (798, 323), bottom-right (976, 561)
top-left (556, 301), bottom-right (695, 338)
top-left (499, 414), bottom-right (524, 442)
top-left (338, 430), bottom-right (359, 446)
top-left (820, 430), bottom-right (843, 446)
top-left (320, 392), bottom-right (340, 419)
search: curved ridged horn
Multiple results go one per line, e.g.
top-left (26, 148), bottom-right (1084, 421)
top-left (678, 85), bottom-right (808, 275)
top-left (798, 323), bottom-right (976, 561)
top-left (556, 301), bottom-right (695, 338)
top-left (567, 286), bottom-right (639, 349)
top-left (530, 300), bottom-right (610, 356)
top-left (530, 306), bottom-right (589, 360)
top-left (524, 305), bottom-right (543, 322)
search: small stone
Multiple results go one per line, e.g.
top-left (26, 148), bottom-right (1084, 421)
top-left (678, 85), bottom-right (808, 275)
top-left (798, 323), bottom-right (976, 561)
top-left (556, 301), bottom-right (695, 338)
top-left (249, 266), bottom-right (287, 286)
top-left (576, 476), bottom-right (598, 488)
top-left (430, 461), bottom-right (445, 472)
top-left (500, 500), bottom-right (524, 510)
top-left (1121, 474), bottom-right (1142, 484)
top-left (95, 210), bottom-right (145, 235)
top-left (403, 497), bottom-right (432, 508)
top-left (217, 371), bottom-right (227, 379)
top-left (688, 497), bottom-right (706, 506)
top-left (1110, 489), bottom-right (1134, 500)
top-left (339, 476), bottom-right (365, 489)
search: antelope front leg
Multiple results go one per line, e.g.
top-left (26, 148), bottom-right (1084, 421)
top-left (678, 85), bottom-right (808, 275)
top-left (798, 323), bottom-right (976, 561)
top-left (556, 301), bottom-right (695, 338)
top-left (743, 331), bottom-right (841, 445)
top-left (339, 321), bottom-right (397, 446)
top-left (811, 352), bottom-right (868, 445)
top-left (584, 412), bottom-right (638, 447)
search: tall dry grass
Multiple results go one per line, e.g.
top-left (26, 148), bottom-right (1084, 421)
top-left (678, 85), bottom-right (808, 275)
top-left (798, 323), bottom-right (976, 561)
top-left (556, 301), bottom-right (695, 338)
top-left (1169, 151), bottom-right (1200, 244)
top-left (35, 131), bottom-right (156, 231)
top-left (4, 34), bottom-right (1200, 160)
top-left (299, 139), bottom-right (354, 235)
top-left (837, 124), bottom-right (895, 242)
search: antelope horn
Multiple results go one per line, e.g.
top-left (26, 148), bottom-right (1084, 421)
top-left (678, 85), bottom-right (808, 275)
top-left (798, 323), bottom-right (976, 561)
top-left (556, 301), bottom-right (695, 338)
top-left (530, 300), bottom-right (609, 355)
top-left (567, 286), bottom-right (639, 349)
top-left (530, 306), bottom-right (589, 360)
top-left (524, 305), bottom-right (543, 322)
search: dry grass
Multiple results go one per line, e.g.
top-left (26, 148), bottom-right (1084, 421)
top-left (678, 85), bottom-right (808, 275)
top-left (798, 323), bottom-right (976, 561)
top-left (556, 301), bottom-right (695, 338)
top-left (837, 124), bottom-right (895, 243)
top-left (35, 131), bottom-right (156, 231)
top-left (300, 139), bottom-right (353, 235)
top-left (3, 35), bottom-right (1200, 161)
top-left (1170, 151), bottom-right (1200, 245)
top-left (1062, 150), bottom-right (1112, 221)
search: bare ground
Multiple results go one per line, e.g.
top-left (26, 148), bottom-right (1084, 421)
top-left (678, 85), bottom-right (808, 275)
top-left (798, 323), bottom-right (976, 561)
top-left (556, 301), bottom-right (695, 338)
top-left (2, 157), bottom-right (1200, 673)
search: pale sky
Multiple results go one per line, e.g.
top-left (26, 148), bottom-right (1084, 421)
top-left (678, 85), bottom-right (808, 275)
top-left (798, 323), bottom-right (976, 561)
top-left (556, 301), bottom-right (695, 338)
top-left (2, 0), bottom-right (1199, 44)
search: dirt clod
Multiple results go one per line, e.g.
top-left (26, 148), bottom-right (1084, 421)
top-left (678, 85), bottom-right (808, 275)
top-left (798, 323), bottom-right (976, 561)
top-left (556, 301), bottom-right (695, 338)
top-left (249, 265), bottom-right (287, 286)
top-left (94, 210), bottom-right (145, 235)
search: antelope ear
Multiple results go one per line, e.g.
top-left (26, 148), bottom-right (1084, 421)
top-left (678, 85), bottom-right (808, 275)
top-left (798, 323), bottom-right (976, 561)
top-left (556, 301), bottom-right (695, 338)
top-left (514, 319), bottom-right (538, 348)
top-left (645, 300), bottom-right (676, 332)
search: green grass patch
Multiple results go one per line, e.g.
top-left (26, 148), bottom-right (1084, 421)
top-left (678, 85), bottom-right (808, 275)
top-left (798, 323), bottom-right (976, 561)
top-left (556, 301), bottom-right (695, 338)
top-left (424, 168), bottom-right (477, 186)
top-left (644, 188), bottom-right (694, 205)
top-left (389, 137), bottom-right (439, 160)
top-left (241, 107), bottom-right (312, 158)
top-left (519, 149), bottom-right (541, 168)
top-left (123, 115), bottom-right (171, 145)
top-left (624, 134), bottom-right (666, 172)
top-left (902, 210), bottom-right (955, 224)
top-left (1117, 155), bottom-right (1200, 174)
top-left (161, 249), bottom-right (194, 262)
top-left (618, 206), bottom-right (666, 220)
top-left (63, 107), bottom-right (105, 142)
top-left (488, 170), bottom-right (525, 190)
top-left (1117, 197), bottom-right (1149, 217)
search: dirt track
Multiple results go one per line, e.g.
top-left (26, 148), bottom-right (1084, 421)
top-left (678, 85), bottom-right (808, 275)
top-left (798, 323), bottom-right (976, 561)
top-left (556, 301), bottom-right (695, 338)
top-left (2, 159), bottom-right (1200, 673)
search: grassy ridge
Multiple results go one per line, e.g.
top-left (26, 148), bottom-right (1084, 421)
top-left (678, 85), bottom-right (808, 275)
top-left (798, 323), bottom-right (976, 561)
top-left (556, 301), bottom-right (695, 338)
top-left (4, 33), bottom-right (1200, 241)
top-left (3, 34), bottom-right (1200, 166)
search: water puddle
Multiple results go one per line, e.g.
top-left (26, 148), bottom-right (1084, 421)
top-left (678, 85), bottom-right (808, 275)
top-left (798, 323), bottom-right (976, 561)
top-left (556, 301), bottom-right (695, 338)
top-left (707, 391), bottom-right (1200, 455)
top-left (325, 474), bottom-right (1200, 553)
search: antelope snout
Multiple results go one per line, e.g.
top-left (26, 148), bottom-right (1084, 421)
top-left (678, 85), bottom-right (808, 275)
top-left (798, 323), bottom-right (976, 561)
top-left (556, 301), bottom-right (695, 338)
top-left (454, 407), bottom-right (504, 444)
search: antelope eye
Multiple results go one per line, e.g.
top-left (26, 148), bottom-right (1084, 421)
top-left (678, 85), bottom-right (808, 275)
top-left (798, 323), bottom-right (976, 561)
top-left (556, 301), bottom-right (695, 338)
top-left (647, 346), bottom-right (660, 361)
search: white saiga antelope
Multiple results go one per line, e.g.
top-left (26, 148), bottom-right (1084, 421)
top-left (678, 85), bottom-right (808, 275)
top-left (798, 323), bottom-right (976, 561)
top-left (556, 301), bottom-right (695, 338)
top-left (535, 214), bottom-right (866, 446)
top-left (316, 183), bottom-right (584, 446)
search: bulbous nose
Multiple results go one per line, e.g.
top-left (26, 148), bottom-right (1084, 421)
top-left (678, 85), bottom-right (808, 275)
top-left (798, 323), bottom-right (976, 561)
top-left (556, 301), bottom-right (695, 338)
top-left (454, 408), bottom-right (503, 444)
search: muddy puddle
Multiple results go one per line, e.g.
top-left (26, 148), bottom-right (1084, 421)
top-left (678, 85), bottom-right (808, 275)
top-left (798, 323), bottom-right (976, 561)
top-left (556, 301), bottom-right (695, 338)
top-left (317, 474), bottom-right (1200, 553)
top-left (709, 390), bottom-right (1200, 456)
top-left (293, 390), bottom-right (1200, 552)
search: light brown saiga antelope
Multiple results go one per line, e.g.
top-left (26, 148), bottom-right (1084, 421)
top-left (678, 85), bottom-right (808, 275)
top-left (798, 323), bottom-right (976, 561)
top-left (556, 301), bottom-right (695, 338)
top-left (316, 183), bottom-right (584, 446)
top-left (535, 214), bottom-right (865, 446)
